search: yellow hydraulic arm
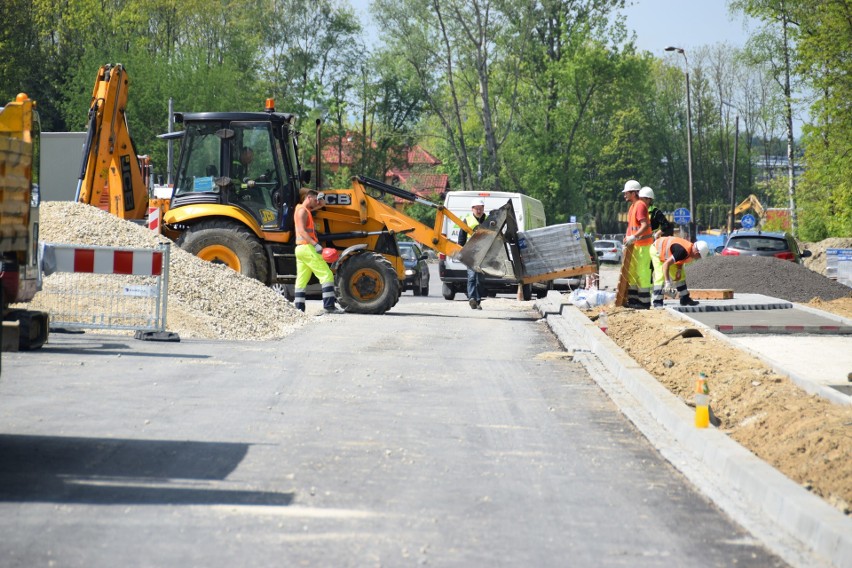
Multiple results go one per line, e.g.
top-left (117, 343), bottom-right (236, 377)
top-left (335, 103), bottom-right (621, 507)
top-left (734, 194), bottom-right (765, 219)
top-left (75, 63), bottom-right (149, 220)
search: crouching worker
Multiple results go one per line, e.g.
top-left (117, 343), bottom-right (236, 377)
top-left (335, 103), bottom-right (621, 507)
top-left (294, 188), bottom-right (343, 314)
top-left (651, 236), bottom-right (709, 308)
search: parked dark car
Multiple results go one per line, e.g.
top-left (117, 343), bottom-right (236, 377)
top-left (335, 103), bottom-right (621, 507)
top-left (715, 230), bottom-right (812, 263)
top-left (398, 241), bottom-right (430, 296)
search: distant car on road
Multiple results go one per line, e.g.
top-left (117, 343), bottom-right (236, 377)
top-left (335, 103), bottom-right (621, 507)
top-left (593, 240), bottom-right (623, 264)
top-left (398, 241), bottom-right (430, 296)
top-left (715, 230), bottom-right (812, 264)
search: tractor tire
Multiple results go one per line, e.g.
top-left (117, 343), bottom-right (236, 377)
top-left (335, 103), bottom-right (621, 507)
top-left (177, 219), bottom-right (269, 285)
top-left (335, 252), bottom-right (400, 314)
top-left (442, 283), bottom-right (456, 301)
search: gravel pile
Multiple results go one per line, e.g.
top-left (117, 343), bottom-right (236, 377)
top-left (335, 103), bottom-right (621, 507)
top-left (687, 255), bottom-right (852, 303)
top-left (34, 202), bottom-right (309, 340)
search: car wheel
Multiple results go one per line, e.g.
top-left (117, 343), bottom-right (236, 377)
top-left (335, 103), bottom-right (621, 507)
top-left (420, 274), bottom-right (429, 297)
top-left (413, 278), bottom-right (422, 296)
top-left (442, 283), bottom-right (455, 300)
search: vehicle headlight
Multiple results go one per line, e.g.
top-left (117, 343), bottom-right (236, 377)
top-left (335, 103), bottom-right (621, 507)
top-left (405, 269), bottom-right (415, 276)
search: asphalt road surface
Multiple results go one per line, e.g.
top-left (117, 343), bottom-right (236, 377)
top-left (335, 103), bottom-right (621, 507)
top-left (0, 264), bottom-right (784, 567)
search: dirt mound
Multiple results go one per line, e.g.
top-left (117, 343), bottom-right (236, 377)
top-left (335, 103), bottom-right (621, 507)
top-left (801, 237), bottom-right (852, 275)
top-left (586, 305), bottom-right (852, 515)
top-left (27, 202), bottom-right (310, 340)
top-left (687, 255), bottom-right (852, 302)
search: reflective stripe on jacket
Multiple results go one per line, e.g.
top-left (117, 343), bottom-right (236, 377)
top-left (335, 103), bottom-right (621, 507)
top-left (655, 236), bottom-right (694, 266)
top-left (295, 203), bottom-right (317, 245)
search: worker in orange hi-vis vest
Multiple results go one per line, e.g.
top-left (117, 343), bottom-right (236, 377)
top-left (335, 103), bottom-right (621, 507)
top-left (651, 236), bottom-right (710, 308)
top-left (621, 180), bottom-right (653, 309)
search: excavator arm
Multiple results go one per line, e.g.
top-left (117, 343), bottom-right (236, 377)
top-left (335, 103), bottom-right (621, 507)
top-left (75, 64), bottom-right (149, 220)
top-left (733, 194), bottom-right (765, 219)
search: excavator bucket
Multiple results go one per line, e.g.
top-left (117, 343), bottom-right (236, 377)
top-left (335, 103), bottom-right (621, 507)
top-left (455, 201), bottom-right (523, 280)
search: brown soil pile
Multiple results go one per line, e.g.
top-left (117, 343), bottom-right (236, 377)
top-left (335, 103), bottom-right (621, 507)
top-left (801, 238), bottom-right (852, 275)
top-left (687, 255), bottom-right (852, 302)
top-left (594, 306), bottom-right (851, 514)
top-left (584, 257), bottom-right (852, 515)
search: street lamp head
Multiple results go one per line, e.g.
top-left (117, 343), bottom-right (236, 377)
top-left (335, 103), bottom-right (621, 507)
top-left (665, 46), bottom-right (684, 53)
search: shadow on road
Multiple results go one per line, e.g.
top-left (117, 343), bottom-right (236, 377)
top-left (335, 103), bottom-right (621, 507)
top-left (0, 434), bottom-right (292, 506)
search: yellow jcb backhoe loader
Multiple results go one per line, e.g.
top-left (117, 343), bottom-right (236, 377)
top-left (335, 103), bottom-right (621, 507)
top-left (75, 64), bottom-right (528, 314)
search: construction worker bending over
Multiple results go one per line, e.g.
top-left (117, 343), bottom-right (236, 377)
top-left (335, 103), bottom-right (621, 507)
top-left (651, 236), bottom-right (709, 308)
top-left (294, 188), bottom-right (343, 314)
top-left (622, 180), bottom-right (653, 309)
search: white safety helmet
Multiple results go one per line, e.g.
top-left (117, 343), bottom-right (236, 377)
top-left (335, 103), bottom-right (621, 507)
top-left (471, 198), bottom-right (485, 207)
top-left (695, 241), bottom-right (710, 258)
top-left (622, 179), bottom-right (641, 193)
top-left (639, 186), bottom-right (655, 200)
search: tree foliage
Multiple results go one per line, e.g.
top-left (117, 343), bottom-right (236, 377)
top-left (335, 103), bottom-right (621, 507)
top-left (0, 0), bottom-right (846, 237)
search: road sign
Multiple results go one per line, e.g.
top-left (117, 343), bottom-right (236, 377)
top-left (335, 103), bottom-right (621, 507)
top-left (741, 214), bottom-right (756, 229)
top-left (673, 208), bottom-right (691, 226)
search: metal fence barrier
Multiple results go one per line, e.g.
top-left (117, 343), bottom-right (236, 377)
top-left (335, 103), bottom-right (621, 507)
top-left (39, 243), bottom-right (179, 341)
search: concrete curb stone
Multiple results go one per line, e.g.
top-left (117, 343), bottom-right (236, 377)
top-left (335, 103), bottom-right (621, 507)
top-left (535, 292), bottom-right (852, 568)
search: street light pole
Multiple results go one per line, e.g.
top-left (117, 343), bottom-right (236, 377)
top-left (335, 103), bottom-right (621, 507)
top-left (721, 100), bottom-right (741, 234)
top-left (666, 46), bottom-right (695, 242)
top-left (729, 115), bottom-right (739, 234)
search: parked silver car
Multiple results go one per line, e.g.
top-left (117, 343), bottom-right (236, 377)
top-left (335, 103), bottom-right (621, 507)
top-left (593, 240), bottom-right (623, 263)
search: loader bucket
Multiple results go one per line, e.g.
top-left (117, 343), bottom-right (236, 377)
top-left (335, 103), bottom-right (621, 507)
top-left (455, 201), bottom-right (523, 279)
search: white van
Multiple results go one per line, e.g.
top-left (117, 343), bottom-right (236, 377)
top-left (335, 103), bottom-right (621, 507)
top-left (439, 190), bottom-right (549, 300)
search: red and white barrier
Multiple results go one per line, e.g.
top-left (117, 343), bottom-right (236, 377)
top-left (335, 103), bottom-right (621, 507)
top-left (43, 244), bottom-right (163, 276)
top-left (148, 206), bottom-right (161, 234)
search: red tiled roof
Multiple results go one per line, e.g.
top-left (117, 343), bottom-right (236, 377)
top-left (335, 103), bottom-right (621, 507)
top-left (407, 146), bottom-right (442, 166)
top-left (387, 170), bottom-right (449, 201)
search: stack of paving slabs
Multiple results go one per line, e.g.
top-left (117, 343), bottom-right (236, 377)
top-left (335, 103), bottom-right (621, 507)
top-left (518, 223), bottom-right (590, 278)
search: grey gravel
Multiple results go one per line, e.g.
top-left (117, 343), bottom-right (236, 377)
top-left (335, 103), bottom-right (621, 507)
top-left (33, 201), bottom-right (311, 340)
top-left (687, 255), bottom-right (852, 303)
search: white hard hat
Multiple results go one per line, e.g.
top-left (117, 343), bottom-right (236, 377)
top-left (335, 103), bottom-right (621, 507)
top-left (471, 198), bottom-right (485, 207)
top-left (639, 186), bottom-right (655, 200)
top-left (622, 180), bottom-right (641, 193)
top-left (695, 241), bottom-right (710, 258)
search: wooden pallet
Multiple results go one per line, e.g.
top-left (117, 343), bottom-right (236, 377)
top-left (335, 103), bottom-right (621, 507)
top-left (688, 289), bottom-right (734, 300)
top-left (615, 243), bottom-right (634, 307)
top-left (520, 264), bottom-right (597, 285)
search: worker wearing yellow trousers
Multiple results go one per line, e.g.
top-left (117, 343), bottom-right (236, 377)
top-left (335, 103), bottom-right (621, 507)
top-left (651, 236), bottom-right (710, 307)
top-left (622, 180), bottom-right (653, 309)
top-left (294, 189), bottom-right (342, 314)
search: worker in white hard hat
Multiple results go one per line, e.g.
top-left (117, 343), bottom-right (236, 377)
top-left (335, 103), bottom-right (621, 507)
top-left (651, 235), bottom-right (709, 308)
top-left (639, 186), bottom-right (673, 239)
top-left (621, 180), bottom-right (653, 309)
top-left (458, 198), bottom-right (487, 309)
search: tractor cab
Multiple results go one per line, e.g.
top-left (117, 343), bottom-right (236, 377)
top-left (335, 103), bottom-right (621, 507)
top-left (169, 108), bottom-right (308, 232)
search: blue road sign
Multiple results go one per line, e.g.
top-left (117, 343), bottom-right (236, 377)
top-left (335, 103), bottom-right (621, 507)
top-left (673, 207), bottom-right (691, 225)
top-left (741, 213), bottom-right (756, 229)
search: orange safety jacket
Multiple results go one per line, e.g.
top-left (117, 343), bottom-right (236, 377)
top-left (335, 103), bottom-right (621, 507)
top-left (627, 200), bottom-right (653, 246)
top-left (655, 236), bottom-right (695, 266)
top-left (294, 203), bottom-right (317, 245)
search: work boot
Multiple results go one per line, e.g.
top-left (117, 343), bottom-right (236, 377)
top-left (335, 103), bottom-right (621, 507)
top-left (469, 298), bottom-right (478, 310)
top-left (680, 294), bottom-right (699, 307)
top-left (652, 300), bottom-right (664, 309)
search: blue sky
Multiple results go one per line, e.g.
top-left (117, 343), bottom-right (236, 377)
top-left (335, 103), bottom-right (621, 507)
top-left (349, 0), bottom-right (756, 52)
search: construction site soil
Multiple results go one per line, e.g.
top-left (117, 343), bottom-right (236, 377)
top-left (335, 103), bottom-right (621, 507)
top-left (584, 247), bottom-right (852, 516)
top-left (21, 203), bottom-right (852, 516)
